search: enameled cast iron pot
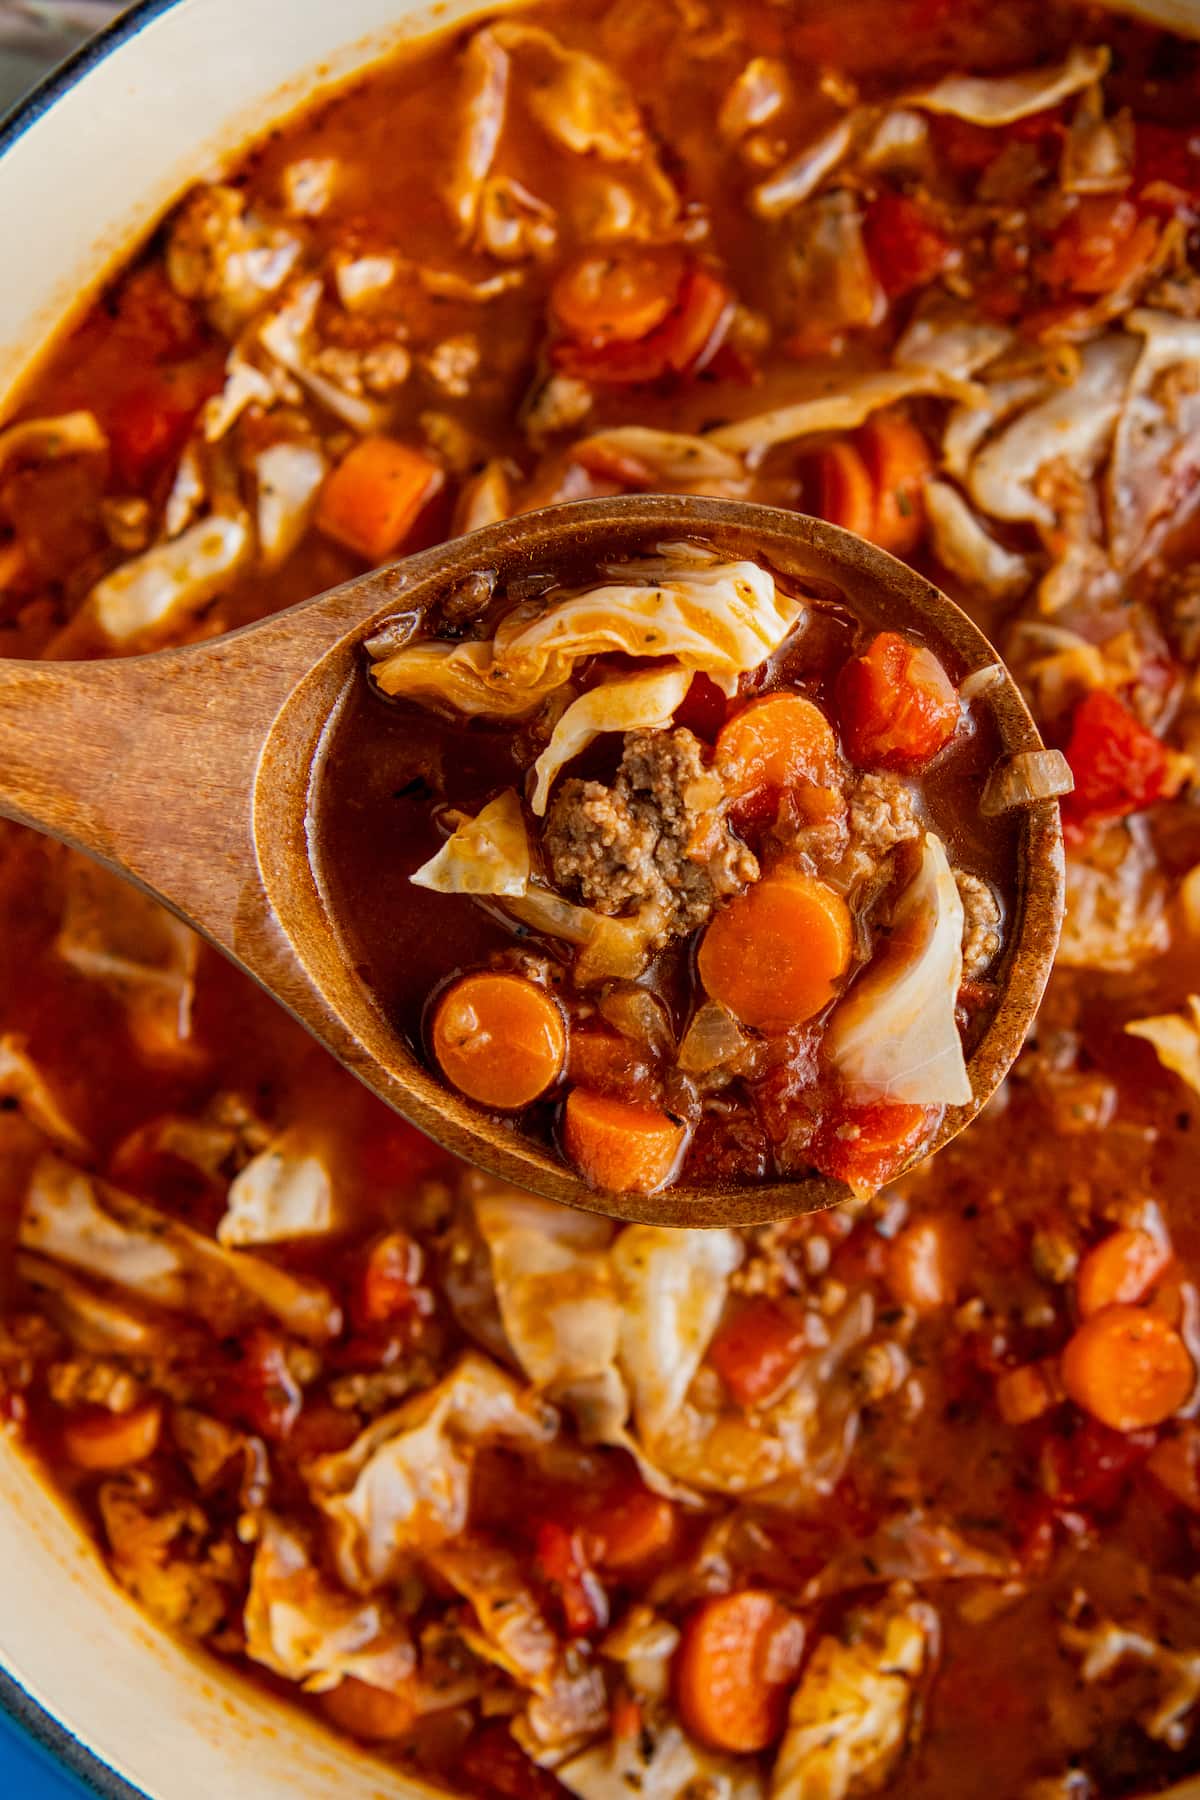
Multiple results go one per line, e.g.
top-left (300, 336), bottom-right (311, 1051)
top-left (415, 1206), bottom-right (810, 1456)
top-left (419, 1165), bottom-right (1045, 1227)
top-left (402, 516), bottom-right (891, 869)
top-left (1, 1), bottom-right (1199, 1795)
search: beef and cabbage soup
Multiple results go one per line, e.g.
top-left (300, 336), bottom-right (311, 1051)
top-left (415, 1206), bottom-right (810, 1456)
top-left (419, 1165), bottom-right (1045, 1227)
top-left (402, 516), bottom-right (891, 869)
top-left (318, 544), bottom-right (1020, 1196)
top-left (3, 1), bottom-right (1200, 1795)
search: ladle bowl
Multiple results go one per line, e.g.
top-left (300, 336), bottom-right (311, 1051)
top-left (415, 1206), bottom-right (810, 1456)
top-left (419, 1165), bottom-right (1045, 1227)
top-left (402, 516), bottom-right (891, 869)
top-left (0, 495), bottom-right (1065, 1227)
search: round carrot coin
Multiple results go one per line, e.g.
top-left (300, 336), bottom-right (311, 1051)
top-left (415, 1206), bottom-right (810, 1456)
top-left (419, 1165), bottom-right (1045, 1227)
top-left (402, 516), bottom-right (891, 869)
top-left (432, 972), bottom-right (566, 1110)
top-left (716, 693), bottom-right (838, 800)
top-left (697, 874), bottom-right (852, 1030)
top-left (1060, 1304), bottom-right (1194, 1432)
top-left (674, 1590), bottom-right (806, 1753)
top-left (562, 1088), bottom-right (686, 1194)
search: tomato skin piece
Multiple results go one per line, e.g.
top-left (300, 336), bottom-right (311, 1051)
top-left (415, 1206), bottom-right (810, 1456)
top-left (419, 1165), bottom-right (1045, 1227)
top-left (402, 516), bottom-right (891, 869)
top-left (222, 1326), bottom-right (302, 1440)
top-left (1041, 196), bottom-right (1160, 296)
top-left (864, 191), bottom-right (956, 299)
top-left (812, 1101), bottom-right (936, 1194)
top-left (708, 1297), bottom-right (814, 1407)
top-left (354, 1229), bottom-right (433, 1331)
top-left (834, 631), bottom-right (960, 770)
top-left (552, 264), bottom-right (733, 385)
top-left (535, 1520), bottom-right (609, 1637)
top-left (1061, 689), bottom-right (1170, 829)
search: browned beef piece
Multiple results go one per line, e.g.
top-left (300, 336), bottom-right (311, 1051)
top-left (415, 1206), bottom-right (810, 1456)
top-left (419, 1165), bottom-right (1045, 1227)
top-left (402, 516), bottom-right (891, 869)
top-left (544, 727), bottom-right (758, 945)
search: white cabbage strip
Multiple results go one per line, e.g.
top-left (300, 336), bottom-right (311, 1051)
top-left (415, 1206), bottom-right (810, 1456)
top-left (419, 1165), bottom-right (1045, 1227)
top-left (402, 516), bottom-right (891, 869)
top-left (254, 441), bottom-right (328, 568)
top-left (924, 479), bottom-right (1031, 600)
top-left (530, 667), bottom-right (691, 814)
top-left (89, 513), bottom-right (252, 642)
top-left (1126, 996), bottom-right (1200, 1100)
top-left (410, 789), bottom-right (532, 895)
top-left (217, 1140), bottom-right (336, 1247)
top-left (826, 832), bottom-right (971, 1107)
top-left (907, 45), bottom-right (1109, 125)
top-left (0, 410), bottom-right (106, 477)
top-left (705, 367), bottom-right (977, 459)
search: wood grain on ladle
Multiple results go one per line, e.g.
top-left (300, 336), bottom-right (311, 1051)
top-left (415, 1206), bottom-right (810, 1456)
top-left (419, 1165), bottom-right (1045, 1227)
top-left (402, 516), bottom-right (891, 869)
top-left (0, 497), bottom-right (1066, 1226)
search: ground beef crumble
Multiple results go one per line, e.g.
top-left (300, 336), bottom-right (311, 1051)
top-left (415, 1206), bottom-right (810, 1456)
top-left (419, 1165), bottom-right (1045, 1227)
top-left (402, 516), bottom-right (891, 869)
top-left (544, 726), bottom-right (758, 944)
top-left (956, 870), bottom-right (1002, 978)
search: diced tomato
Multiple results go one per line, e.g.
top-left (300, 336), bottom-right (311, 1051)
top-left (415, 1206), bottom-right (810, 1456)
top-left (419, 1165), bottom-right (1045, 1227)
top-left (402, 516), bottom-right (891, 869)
top-left (113, 266), bottom-right (206, 359)
top-left (223, 1326), bottom-right (302, 1439)
top-left (1041, 1415), bottom-right (1155, 1509)
top-left (685, 1110), bottom-right (773, 1182)
top-left (589, 1483), bottom-right (679, 1571)
top-left (354, 1229), bottom-right (433, 1330)
top-left (535, 1520), bottom-right (609, 1637)
top-left (460, 1727), bottom-right (570, 1800)
top-left (553, 262), bottom-right (733, 385)
top-left (1135, 121), bottom-right (1200, 214)
top-left (1040, 195), bottom-right (1160, 297)
top-left (812, 1101), bottom-right (937, 1195)
top-left (863, 191), bottom-right (956, 300)
top-left (1061, 689), bottom-right (1171, 829)
top-left (673, 671), bottom-right (729, 741)
top-left (933, 109), bottom-right (1065, 176)
top-left (835, 630), bottom-right (960, 770)
top-left (358, 1116), bottom-right (450, 1187)
top-left (108, 361), bottom-right (219, 487)
top-left (565, 1031), bottom-right (662, 1103)
top-left (287, 1401), bottom-right (360, 1460)
top-left (708, 1297), bottom-right (814, 1407)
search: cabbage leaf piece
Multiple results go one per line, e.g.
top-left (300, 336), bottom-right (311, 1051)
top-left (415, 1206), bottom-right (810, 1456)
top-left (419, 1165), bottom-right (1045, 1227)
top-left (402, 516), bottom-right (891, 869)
top-left (770, 1596), bottom-right (935, 1800)
top-left (253, 440), bottom-right (328, 568)
top-left (561, 1722), bottom-right (765, 1800)
top-left (705, 367), bottom-right (977, 459)
top-left (445, 27), bottom-right (511, 234)
top-left (0, 410), bottom-right (106, 478)
top-left (923, 479), bottom-right (1031, 600)
top-left (1108, 309), bottom-right (1200, 569)
top-left (259, 280), bottom-right (394, 437)
top-left (492, 560), bottom-right (802, 698)
top-left (411, 789), bottom-right (531, 895)
top-left (374, 560), bottom-right (801, 713)
top-left (56, 859), bottom-right (200, 1066)
top-left (217, 1137), bottom-right (337, 1247)
top-left (89, 512), bottom-right (252, 643)
top-left (0, 1034), bottom-right (89, 1155)
top-left (1126, 996), bottom-right (1200, 1100)
top-left (530, 667), bottom-right (691, 814)
top-left (492, 23), bottom-right (648, 161)
top-left (19, 1154), bottom-right (341, 1344)
top-left (244, 1516), bottom-right (415, 1694)
top-left (967, 334), bottom-right (1139, 527)
top-left (306, 1353), bottom-right (557, 1590)
top-left (826, 831), bottom-right (972, 1108)
top-left (907, 45), bottom-right (1109, 125)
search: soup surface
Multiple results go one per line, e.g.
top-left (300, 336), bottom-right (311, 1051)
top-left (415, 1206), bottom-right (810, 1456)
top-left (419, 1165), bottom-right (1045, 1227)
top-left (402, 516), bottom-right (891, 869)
top-left (3, 2), bottom-right (1200, 1796)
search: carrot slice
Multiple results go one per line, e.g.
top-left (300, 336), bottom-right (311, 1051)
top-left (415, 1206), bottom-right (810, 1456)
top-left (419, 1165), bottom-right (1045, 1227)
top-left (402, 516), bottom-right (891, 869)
top-left (317, 435), bottom-right (442, 564)
top-left (320, 1678), bottom-right (418, 1742)
top-left (697, 874), bottom-right (852, 1030)
top-left (835, 630), bottom-right (960, 770)
top-left (817, 440), bottom-right (876, 539)
top-left (716, 693), bottom-right (838, 802)
top-left (62, 1401), bottom-right (162, 1471)
top-left (857, 412), bottom-right (933, 558)
top-left (1061, 1305), bottom-right (1194, 1432)
top-left (674, 1591), bottom-right (806, 1753)
top-left (1076, 1228), bottom-right (1172, 1318)
top-left (550, 247), bottom-right (686, 347)
top-left (885, 1215), bottom-right (968, 1313)
top-left (432, 973), bottom-right (566, 1110)
top-left (562, 1088), bottom-right (686, 1194)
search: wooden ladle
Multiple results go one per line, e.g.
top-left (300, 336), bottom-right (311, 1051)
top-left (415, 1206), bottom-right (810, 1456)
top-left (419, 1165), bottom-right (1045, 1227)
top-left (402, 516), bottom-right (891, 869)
top-left (0, 495), bottom-right (1064, 1227)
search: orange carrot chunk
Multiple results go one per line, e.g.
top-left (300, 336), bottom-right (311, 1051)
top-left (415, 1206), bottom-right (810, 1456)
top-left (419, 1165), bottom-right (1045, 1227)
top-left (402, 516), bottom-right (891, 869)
top-left (857, 411), bottom-right (933, 559)
top-left (995, 1361), bottom-right (1059, 1426)
top-left (716, 693), bottom-right (839, 803)
top-left (551, 246), bottom-right (686, 347)
top-left (591, 1487), bottom-right (679, 1571)
top-left (835, 630), bottom-right (960, 770)
top-left (320, 1677), bottom-right (419, 1742)
top-left (885, 1215), bottom-right (968, 1313)
top-left (817, 440), bottom-right (876, 540)
top-left (62, 1400), bottom-right (162, 1472)
top-left (563, 1088), bottom-right (686, 1194)
top-left (317, 435), bottom-right (442, 564)
top-left (1076, 1228), bottom-right (1172, 1318)
top-left (697, 874), bottom-right (852, 1031)
top-left (1061, 1305), bottom-right (1194, 1432)
top-left (674, 1591), bottom-right (806, 1754)
top-left (811, 1100), bottom-right (934, 1192)
top-left (432, 973), bottom-right (566, 1111)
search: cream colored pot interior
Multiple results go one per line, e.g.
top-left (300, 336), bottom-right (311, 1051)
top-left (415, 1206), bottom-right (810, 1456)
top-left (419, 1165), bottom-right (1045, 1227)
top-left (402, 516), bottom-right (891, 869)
top-left (3, 0), bottom-right (1200, 1796)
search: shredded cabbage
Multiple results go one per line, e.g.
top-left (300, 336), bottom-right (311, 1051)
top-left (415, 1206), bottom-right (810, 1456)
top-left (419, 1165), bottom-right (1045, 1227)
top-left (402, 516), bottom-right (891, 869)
top-left (907, 45), bottom-right (1110, 125)
top-left (0, 410), bottom-right (106, 477)
top-left (0, 1034), bottom-right (89, 1155)
top-left (259, 281), bottom-right (393, 436)
top-left (306, 1354), bottom-right (557, 1589)
top-left (530, 667), bottom-right (690, 814)
top-left (1108, 309), bottom-right (1200, 568)
top-left (573, 426), bottom-right (746, 490)
top-left (244, 1516), bottom-right (415, 1694)
top-left (89, 512), bottom-right (252, 643)
top-left (1126, 996), bottom-right (1200, 1100)
top-left (705, 367), bottom-right (978, 459)
top-left (19, 1154), bottom-right (342, 1343)
top-left (751, 115), bottom-right (858, 217)
top-left (411, 790), bottom-right (532, 896)
top-left (826, 832), bottom-right (972, 1108)
top-left (492, 23), bottom-right (647, 161)
top-left (446, 28), bottom-right (510, 233)
top-left (217, 1140), bottom-right (336, 1246)
top-left (561, 1723), bottom-right (765, 1800)
top-left (924, 479), bottom-right (1031, 599)
top-left (253, 440), bottom-right (327, 568)
top-left (56, 861), bottom-right (199, 1066)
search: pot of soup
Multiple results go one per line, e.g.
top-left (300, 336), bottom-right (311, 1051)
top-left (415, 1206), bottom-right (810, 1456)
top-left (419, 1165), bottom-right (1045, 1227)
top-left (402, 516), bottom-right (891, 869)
top-left (2, 2), bottom-right (1200, 1797)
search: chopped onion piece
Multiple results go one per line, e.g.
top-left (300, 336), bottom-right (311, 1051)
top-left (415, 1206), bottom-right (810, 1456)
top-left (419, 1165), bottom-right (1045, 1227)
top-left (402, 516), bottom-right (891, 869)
top-left (677, 1001), bottom-right (751, 1075)
top-left (958, 662), bottom-right (1005, 702)
top-left (503, 888), bottom-right (659, 982)
top-left (597, 987), bottom-right (674, 1057)
top-left (980, 749), bottom-right (1074, 816)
